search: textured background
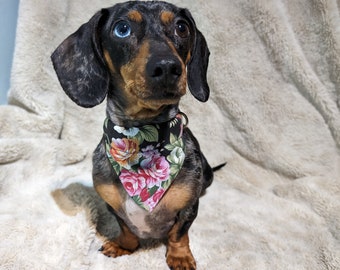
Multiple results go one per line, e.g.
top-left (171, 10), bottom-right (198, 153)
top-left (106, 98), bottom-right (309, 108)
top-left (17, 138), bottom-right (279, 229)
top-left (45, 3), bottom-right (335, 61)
top-left (0, 0), bottom-right (339, 269)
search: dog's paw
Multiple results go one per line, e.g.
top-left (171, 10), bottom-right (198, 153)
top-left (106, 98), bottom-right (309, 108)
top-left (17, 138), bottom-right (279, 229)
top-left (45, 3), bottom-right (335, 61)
top-left (99, 241), bottom-right (132, 258)
top-left (166, 252), bottom-right (196, 270)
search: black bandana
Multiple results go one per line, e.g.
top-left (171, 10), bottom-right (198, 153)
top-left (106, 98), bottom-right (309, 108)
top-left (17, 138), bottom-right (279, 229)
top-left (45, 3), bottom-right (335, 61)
top-left (103, 113), bottom-right (187, 212)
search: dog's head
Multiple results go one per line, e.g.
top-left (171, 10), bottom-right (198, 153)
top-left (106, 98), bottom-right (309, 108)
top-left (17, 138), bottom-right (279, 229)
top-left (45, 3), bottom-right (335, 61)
top-left (51, 1), bottom-right (210, 120)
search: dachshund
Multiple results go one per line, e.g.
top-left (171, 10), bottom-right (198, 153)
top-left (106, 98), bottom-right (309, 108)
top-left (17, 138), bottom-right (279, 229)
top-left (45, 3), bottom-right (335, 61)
top-left (51, 1), bottom-right (220, 269)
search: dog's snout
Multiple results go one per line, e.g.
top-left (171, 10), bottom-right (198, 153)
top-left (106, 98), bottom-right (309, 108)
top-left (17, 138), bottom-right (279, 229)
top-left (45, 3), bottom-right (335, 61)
top-left (146, 57), bottom-right (182, 86)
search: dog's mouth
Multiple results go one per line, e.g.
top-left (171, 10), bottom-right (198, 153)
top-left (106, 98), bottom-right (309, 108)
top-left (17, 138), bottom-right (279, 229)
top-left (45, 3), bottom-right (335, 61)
top-left (119, 55), bottom-right (187, 120)
top-left (146, 89), bottom-right (184, 101)
top-left (143, 70), bottom-right (188, 102)
top-left (127, 76), bottom-right (187, 102)
top-left (136, 90), bottom-right (183, 111)
top-left (124, 99), bottom-right (173, 120)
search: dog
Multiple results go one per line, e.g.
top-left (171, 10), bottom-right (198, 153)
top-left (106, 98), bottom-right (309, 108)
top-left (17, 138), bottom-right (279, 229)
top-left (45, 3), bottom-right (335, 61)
top-left (51, 1), bottom-right (220, 269)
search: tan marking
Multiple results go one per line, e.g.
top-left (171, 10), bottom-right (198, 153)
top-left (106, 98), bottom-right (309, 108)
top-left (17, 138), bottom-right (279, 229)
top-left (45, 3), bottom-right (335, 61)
top-left (125, 100), bottom-right (177, 119)
top-left (120, 41), bottom-right (150, 99)
top-left (166, 40), bottom-right (188, 96)
top-left (95, 184), bottom-right (123, 211)
top-left (128, 10), bottom-right (143, 23)
top-left (160, 184), bottom-right (193, 212)
top-left (166, 224), bottom-right (196, 269)
top-left (101, 223), bottom-right (139, 256)
top-left (185, 51), bottom-right (191, 65)
top-left (101, 241), bottom-right (133, 258)
top-left (103, 49), bottom-right (116, 74)
top-left (160, 11), bottom-right (175, 25)
top-left (117, 222), bottom-right (140, 251)
top-left (120, 41), bottom-right (181, 119)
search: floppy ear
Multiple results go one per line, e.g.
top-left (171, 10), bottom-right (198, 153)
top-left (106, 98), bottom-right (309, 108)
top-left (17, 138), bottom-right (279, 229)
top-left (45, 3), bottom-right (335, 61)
top-left (51, 10), bottom-right (109, 108)
top-left (186, 12), bottom-right (210, 102)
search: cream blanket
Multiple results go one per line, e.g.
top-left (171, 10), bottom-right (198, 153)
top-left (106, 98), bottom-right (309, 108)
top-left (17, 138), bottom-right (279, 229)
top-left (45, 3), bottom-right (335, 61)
top-left (1, 0), bottom-right (339, 269)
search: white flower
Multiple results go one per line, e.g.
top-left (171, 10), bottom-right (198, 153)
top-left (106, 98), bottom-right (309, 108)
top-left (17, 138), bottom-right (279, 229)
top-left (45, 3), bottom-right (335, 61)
top-left (168, 147), bottom-right (185, 165)
top-left (114, 126), bottom-right (140, 137)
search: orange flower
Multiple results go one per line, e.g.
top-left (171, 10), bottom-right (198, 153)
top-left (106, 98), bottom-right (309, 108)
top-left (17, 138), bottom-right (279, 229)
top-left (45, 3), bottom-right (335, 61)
top-left (110, 138), bottom-right (140, 168)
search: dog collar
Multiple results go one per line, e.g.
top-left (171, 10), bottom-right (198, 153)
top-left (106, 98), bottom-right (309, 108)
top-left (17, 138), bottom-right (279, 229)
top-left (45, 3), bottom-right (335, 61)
top-left (103, 113), bottom-right (187, 212)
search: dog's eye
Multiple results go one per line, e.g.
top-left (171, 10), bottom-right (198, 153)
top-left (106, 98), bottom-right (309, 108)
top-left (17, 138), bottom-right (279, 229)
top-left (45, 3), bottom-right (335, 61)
top-left (114, 21), bottom-right (131, 38)
top-left (175, 21), bottom-right (190, 38)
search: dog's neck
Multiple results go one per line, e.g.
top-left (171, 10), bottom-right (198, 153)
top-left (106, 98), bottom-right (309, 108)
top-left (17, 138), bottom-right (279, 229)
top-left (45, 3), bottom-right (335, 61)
top-left (106, 100), bottom-right (180, 128)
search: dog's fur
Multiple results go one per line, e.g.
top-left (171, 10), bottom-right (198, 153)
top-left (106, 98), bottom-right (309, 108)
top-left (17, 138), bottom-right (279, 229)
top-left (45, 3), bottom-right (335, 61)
top-left (51, 1), bottom-right (213, 269)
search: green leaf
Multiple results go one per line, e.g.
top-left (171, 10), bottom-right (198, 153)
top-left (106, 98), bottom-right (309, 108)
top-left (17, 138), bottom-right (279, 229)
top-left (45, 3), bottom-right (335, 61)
top-left (161, 179), bottom-right (172, 189)
top-left (134, 131), bottom-right (144, 144)
top-left (106, 153), bottom-right (121, 174)
top-left (169, 164), bottom-right (180, 176)
top-left (132, 195), bottom-right (142, 204)
top-left (175, 138), bottom-right (184, 148)
top-left (165, 134), bottom-right (183, 150)
top-left (164, 143), bottom-right (176, 151)
top-left (112, 162), bottom-right (121, 174)
top-left (139, 125), bottom-right (159, 142)
top-left (177, 138), bottom-right (184, 148)
top-left (148, 185), bottom-right (159, 196)
top-left (169, 133), bottom-right (177, 144)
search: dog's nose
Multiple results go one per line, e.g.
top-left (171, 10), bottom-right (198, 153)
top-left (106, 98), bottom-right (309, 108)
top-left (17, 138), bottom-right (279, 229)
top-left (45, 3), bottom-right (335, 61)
top-left (146, 56), bottom-right (182, 86)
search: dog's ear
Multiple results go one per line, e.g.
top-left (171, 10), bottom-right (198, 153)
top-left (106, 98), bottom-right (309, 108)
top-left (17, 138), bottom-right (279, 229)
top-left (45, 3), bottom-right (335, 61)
top-left (51, 10), bottom-right (109, 108)
top-left (184, 10), bottom-right (210, 102)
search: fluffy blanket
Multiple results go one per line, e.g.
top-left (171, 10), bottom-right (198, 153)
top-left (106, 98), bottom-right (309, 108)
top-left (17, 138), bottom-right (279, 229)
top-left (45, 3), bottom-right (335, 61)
top-left (1, 0), bottom-right (339, 269)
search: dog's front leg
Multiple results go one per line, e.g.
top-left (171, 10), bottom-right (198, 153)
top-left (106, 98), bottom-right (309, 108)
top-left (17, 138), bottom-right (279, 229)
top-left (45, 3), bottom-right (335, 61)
top-left (166, 202), bottom-right (199, 270)
top-left (100, 215), bottom-right (139, 258)
top-left (93, 144), bottom-right (139, 258)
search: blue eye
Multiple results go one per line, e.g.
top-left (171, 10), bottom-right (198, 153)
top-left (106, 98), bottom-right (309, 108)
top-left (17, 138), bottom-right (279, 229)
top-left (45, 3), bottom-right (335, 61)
top-left (114, 21), bottom-right (131, 38)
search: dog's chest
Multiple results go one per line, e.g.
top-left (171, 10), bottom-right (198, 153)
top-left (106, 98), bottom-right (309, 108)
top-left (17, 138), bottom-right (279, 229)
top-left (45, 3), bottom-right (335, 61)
top-left (123, 196), bottom-right (176, 239)
top-left (124, 198), bottom-right (152, 236)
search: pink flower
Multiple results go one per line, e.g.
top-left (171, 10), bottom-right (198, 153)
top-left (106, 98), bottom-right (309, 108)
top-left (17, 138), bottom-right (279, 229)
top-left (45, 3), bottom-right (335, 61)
top-left (140, 188), bottom-right (150, 202)
top-left (153, 188), bottom-right (166, 203)
top-left (119, 169), bottom-right (146, 197)
top-left (140, 152), bottom-right (170, 186)
top-left (145, 188), bottom-right (166, 211)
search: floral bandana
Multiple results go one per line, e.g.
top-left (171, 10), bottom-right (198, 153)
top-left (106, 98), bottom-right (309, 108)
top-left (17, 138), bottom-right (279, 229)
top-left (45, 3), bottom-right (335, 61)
top-left (103, 113), bottom-right (186, 212)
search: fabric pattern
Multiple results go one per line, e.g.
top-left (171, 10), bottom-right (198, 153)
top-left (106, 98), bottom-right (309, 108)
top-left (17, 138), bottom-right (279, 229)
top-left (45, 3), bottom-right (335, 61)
top-left (104, 114), bottom-right (186, 211)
